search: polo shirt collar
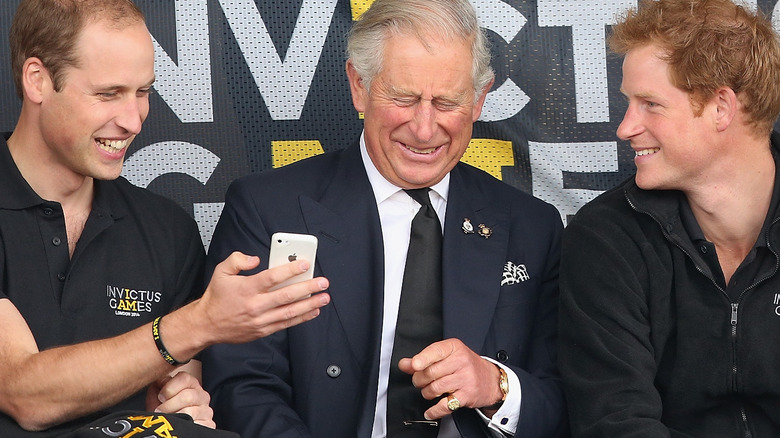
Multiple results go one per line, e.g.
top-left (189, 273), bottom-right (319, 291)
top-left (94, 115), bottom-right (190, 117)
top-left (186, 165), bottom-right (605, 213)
top-left (0, 133), bottom-right (45, 210)
top-left (92, 179), bottom-right (127, 221)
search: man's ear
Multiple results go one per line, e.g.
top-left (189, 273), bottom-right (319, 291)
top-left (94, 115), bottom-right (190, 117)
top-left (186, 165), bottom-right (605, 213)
top-left (713, 86), bottom-right (737, 132)
top-left (472, 76), bottom-right (495, 122)
top-left (346, 59), bottom-right (368, 113)
top-left (21, 58), bottom-right (49, 104)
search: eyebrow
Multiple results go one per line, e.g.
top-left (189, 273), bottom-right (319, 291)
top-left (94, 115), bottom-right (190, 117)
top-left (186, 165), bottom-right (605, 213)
top-left (96, 76), bottom-right (156, 91)
top-left (619, 87), bottom-right (657, 100)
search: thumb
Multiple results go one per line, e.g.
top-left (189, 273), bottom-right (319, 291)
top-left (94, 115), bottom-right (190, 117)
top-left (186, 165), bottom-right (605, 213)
top-left (216, 251), bottom-right (260, 276)
top-left (398, 357), bottom-right (415, 374)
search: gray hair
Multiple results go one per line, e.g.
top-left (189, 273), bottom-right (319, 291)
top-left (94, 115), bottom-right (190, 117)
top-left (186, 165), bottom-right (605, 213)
top-left (346, 0), bottom-right (494, 100)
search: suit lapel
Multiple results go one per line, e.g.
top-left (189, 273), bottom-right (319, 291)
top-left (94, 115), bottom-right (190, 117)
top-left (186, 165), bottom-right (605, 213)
top-left (299, 144), bottom-right (385, 367)
top-left (442, 165), bottom-right (509, 353)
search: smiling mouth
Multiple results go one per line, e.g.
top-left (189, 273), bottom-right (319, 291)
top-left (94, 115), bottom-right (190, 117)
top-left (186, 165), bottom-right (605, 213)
top-left (404, 143), bottom-right (440, 155)
top-left (97, 138), bottom-right (129, 154)
top-left (635, 147), bottom-right (660, 157)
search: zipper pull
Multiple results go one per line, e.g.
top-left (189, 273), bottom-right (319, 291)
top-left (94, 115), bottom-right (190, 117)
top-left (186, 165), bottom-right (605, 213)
top-left (731, 303), bottom-right (739, 326)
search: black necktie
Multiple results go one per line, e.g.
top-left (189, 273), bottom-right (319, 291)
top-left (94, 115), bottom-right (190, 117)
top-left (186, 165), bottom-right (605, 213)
top-left (386, 188), bottom-right (443, 437)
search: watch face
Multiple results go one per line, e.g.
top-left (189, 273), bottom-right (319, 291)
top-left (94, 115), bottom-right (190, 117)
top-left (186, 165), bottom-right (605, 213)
top-left (499, 368), bottom-right (509, 400)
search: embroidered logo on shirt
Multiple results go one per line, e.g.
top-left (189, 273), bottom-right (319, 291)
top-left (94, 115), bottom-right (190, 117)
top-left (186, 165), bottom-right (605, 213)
top-left (106, 285), bottom-right (162, 317)
top-left (501, 261), bottom-right (529, 286)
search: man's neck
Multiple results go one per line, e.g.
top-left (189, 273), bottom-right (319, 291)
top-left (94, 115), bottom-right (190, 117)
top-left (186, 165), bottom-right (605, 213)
top-left (7, 125), bottom-right (94, 209)
top-left (685, 144), bottom-right (775, 284)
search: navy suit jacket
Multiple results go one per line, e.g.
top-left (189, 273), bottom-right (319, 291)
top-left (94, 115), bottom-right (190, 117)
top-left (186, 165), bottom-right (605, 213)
top-left (202, 143), bottom-right (566, 437)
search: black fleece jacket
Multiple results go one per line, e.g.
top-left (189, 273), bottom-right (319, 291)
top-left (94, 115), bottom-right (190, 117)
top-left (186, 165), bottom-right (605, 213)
top-left (559, 134), bottom-right (780, 437)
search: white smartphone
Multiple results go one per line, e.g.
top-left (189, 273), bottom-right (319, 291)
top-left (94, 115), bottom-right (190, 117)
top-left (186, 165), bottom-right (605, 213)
top-left (268, 232), bottom-right (318, 291)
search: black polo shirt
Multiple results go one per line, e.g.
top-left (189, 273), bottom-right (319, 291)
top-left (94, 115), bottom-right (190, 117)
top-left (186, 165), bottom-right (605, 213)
top-left (0, 135), bottom-right (206, 436)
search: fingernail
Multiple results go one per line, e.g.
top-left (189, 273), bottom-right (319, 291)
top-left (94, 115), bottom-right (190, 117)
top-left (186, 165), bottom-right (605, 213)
top-left (300, 261), bottom-right (310, 272)
top-left (318, 279), bottom-right (328, 290)
top-left (320, 293), bottom-right (330, 304)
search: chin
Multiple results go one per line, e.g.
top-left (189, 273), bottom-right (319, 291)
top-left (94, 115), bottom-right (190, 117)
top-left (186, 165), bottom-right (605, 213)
top-left (634, 177), bottom-right (668, 191)
top-left (93, 168), bottom-right (124, 181)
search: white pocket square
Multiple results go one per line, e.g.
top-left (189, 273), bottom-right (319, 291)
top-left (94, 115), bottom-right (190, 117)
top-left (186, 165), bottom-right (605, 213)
top-left (501, 261), bottom-right (529, 286)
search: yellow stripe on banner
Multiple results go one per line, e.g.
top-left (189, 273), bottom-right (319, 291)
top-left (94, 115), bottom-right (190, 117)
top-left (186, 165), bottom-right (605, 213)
top-left (350, 0), bottom-right (375, 21)
top-left (271, 140), bottom-right (325, 168)
top-left (460, 139), bottom-right (515, 180)
top-left (272, 138), bottom-right (514, 178)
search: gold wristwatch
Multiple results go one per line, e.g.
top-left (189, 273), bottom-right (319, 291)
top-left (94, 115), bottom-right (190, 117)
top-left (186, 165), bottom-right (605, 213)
top-left (498, 366), bottom-right (509, 401)
top-left (483, 365), bottom-right (509, 411)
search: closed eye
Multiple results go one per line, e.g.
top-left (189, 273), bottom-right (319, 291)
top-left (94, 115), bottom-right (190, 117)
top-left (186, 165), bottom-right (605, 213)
top-left (433, 100), bottom-right (461, 111)
top-left (393, 97), bottom-right (418, 107)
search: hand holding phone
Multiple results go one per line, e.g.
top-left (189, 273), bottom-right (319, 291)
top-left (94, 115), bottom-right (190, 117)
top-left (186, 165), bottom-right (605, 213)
top-left (268, 232), bottom-right (318, 291)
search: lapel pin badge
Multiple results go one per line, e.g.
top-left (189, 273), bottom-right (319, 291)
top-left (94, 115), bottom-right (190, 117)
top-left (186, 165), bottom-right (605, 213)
top-left (462, 218), bottom-right (474, 234)
top-left (477, 224), bottom-right (492, 239)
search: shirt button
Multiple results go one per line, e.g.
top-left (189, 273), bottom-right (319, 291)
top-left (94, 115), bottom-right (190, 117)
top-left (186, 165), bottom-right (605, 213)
top-left (326, 364), bottom-right (341, 378)
top-left (42, 207), bottom-right (53, 216)
top-left (700, 245), bottom-right (708, 254)
top-left (496, 350), bottom-right (509, 363)
top-left (52, 237), bottom-right (62, 246)
top-left (57, 273), bottom-right (66, 281)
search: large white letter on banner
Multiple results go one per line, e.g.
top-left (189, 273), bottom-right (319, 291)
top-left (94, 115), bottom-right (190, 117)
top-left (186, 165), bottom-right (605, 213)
top-left (122, 142), bottom-right (223, 249)
top-left (219, 0), bottom-right (338, 120)
top-left (538, 0), bottom-right (635, 123)
top-left (472, 0), bottom-right (530, 121)
top-left (528, 141), bottom-right (618, 224)
top-left (152, 0), bottom-right (213, 123)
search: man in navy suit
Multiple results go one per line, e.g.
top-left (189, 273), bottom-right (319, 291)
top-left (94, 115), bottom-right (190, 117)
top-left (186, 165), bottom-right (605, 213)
top-left (202, 0), bottom-right (566, 436)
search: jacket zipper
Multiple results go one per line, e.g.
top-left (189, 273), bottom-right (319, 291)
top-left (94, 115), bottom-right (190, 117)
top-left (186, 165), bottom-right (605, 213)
top-left (730, 303), bottom-right (739, 390)
top-left (741, 406), bottom-right (752, 438)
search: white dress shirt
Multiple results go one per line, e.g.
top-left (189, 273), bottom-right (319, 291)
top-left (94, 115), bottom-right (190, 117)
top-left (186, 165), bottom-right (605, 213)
top-left (359, 133), bottom-right (521, 438)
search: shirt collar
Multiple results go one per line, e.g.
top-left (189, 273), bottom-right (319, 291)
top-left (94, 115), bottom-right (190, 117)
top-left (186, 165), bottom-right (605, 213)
top-left (0, 133), bottom-right (46, 210)
top-left (359, 130), bottom-right (450, 205)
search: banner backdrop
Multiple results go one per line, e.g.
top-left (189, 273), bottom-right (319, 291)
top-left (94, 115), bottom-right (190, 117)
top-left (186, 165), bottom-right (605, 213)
top-left (1, 0), bottom-right (779, 249)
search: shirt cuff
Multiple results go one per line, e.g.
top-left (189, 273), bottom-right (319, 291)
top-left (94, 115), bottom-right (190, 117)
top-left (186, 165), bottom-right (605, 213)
top-left (477, 356), bottom-right (521, 437)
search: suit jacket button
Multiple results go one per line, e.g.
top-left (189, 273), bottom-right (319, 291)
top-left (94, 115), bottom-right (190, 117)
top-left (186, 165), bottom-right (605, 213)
top-left (326, 364), bottom-right (341, 378)
top-left (496, 350), bottom-right (509, 363)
